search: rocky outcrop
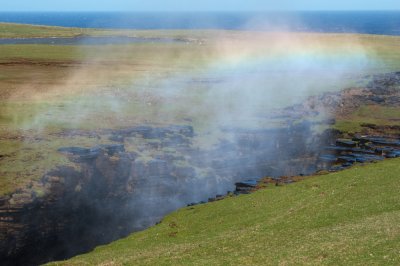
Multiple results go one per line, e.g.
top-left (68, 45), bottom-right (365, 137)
top-left (1, 72), bottom-right (399, 265)
top-left (0, 121), bottom-right (327, 265)
top-left (283, 71), bottom-right (400, 119)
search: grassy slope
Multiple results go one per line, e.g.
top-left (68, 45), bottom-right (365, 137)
top-left (0, 25), bottom-right (399, 191)
top-left (334, 105), bottom-right (400, 133)
top-left (1, 22), bottom-right (399, 266)
top-left (50, 158), bottom-right (400, 265)
top-left (0, 22), bottom-right (227, 39)
top-left (0, 25), bottom-right (399, 193)
top-left (0, 25), bottom-right (214, 195)
top-left (0, 23), bottom-right (95, 38)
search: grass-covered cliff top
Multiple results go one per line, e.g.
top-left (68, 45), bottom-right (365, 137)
top-left (49, 158), bottom-right (400, 265)
top-left (0, 23), bottom-right (399, 196)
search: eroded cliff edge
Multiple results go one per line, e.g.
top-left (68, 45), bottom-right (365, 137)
top-left (1, 72), bottom-right (400, 265)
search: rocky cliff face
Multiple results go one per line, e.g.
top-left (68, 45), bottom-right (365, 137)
top-left (0, 121), bottom-right (326, 265)
top-left (2, 71), bottom-right (400, 265)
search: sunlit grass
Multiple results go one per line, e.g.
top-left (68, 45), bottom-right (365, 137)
top-left (334, 105), bottom-right (400, 133)
top-left (1, 25), bottom-right (400, 197)
top-left (48, 158), bottom-right (400, 265)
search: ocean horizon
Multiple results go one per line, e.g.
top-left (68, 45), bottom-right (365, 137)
top-left (0, 11), bottom-right (399, 35)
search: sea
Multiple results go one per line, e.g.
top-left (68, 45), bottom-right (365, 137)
top-left (0, 11), bottom-right (399, 35)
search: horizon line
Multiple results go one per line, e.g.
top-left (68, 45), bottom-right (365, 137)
top-left (1, 10), bottom-right (400, 13)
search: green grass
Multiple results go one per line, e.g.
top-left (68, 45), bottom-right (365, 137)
top-left (334, 105), bottom-right (400, 133)
top-left (0, 23), bottom-right (97, 38)
top-left (0, 22), bottom-right (202, 39)
top-left (0, 44), bottom-right (83, 61)
top-left (0, 22), bottom-right (225, 39)
top-left (0, 132), bottom-right (115, 196)
top-left (48, 158), bottom-right (400, 265)
top-left (1, 24), bottom-right (399, 264)
top-left (1, 25), bottom-right (400, 197)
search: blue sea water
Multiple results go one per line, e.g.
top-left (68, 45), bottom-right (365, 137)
top-left (0, 11), bottom-right (399, 35)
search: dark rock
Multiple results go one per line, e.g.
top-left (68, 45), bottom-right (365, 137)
top-left (341, 162), bottom-right (353, 168)
top-left (235, 180), bottom-right (258, 193)
top-left (350, 148), bottom-right (376, 154)
top-left (349, 153), bottom-right (384, 162)
top-left (58, 147), bottom-right (100, 162)
top-left (329, 165), bottom-right (346, 171)
top-left (319, 154), bottom-right (337, 163)
top-left (58, 147), bottom-right (91, 155)
top-left (336, 139), bottom-right (357, 148)
top-left (368, 96), bottom-right (385, 103)
top-left (168, 125), bottom-right (194, 137)
top-left (109, 134), bottom-right (125, 142)
top-left (124, 126), bottom-right (153, 137)
top-left (146, 128), bottom-right (169, 139)
top-left (337, 156), bottom-right (356, 164)
top-left (386, 151), bottom-right (400, 158)
top-left (368, 137), bottom-right (400, 147)
top-left (323, 146), bottom-right (354, 153)
top-left (99, 144), bottom-right (125, 155)
top-left (352, 135), bottom-right (370, 144)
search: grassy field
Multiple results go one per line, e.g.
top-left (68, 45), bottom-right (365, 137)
top-left (0, 22), bottom-right (399, 266)
top-left (0, 22), bottom-right (218, 39)
top-left (48, 158), bottom-right (400, 265)
top-left (0, 23), bottom-right (399, 196)
top-left (334, 105), bottom-right (400, 133)
top-left (0, 23), bottom-right (99, 38)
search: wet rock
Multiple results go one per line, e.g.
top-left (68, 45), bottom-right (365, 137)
top-left (386, 150), bottom-right (400, 158)
top-left (336, 139), bottom-right (357, 148)
top-left (375, 147), bottom-right (394, 155)
top-left (350, 153), bottom-right (384, 162)
top-left (323, 146), bottom-right (353, 154)
top-left (367, 137), bottom-right (400, 147)
top-left (349, 147), bottom-right (376, 154)
top-left (337, 156), bottom-right (356, 164)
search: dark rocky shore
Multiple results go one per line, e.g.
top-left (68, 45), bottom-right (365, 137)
top-left (0, 72), bottom-right (399, 265)
top-left (234, 133), bottom-right (400, 194)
